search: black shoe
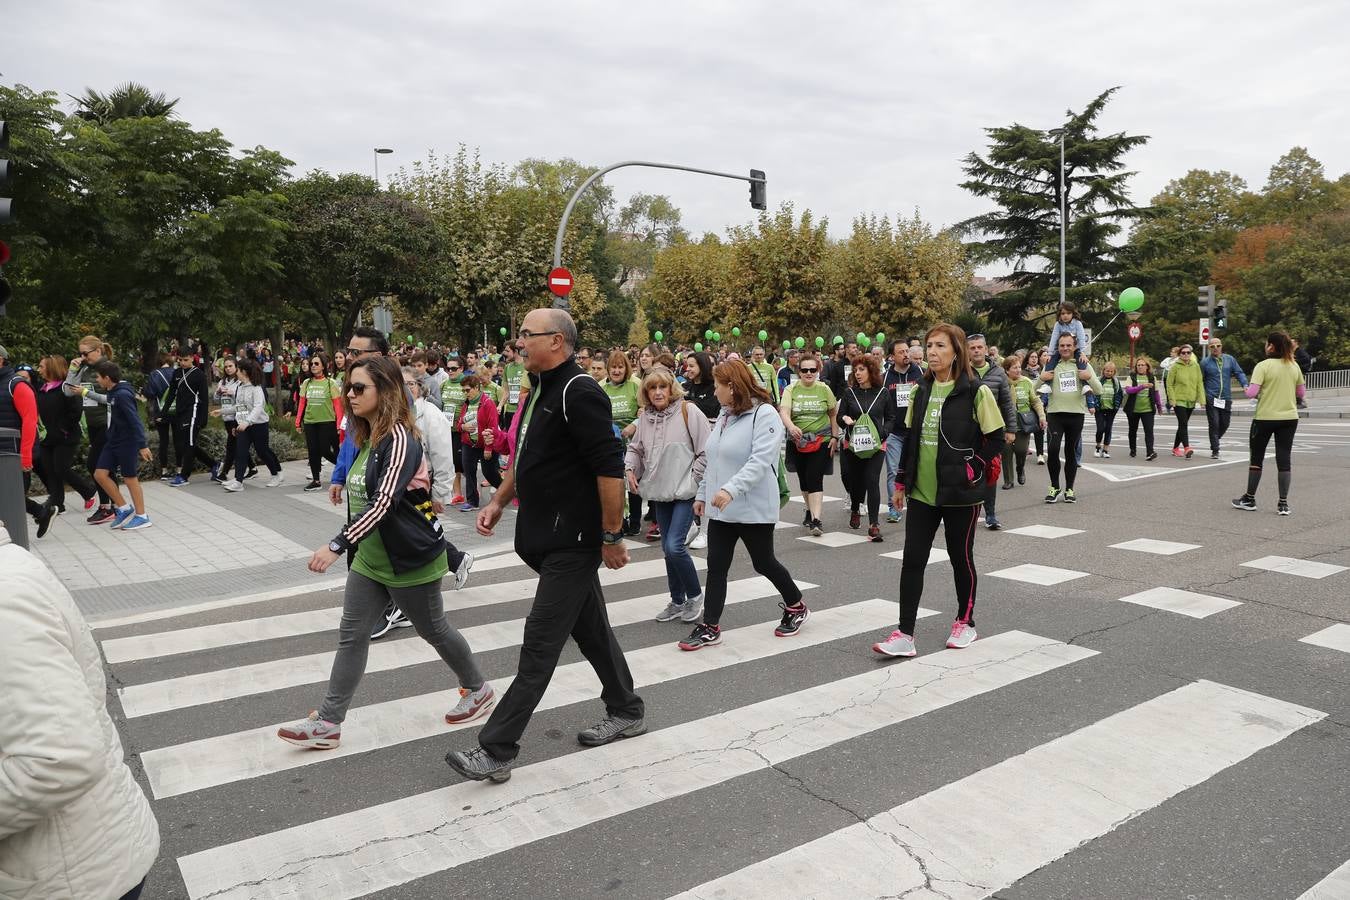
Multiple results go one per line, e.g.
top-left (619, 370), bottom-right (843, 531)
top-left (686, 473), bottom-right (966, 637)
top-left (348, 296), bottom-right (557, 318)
top-left (985, 516), bottom-right (1001, 530)
top-left (36, 502), bottom-right (57, 539)
top-left (445, 747), bottom-right (514, 783)
top-left (1129, 449), bottom-right (1136, 458)
top-left (1211, 451), bottom-right (1220, 459)
top-left (244, 467), bottom-right (259, 480)
top-left (87, 507), bottom-right (115, 525)
top-left (679, 623), bottom-right (722, 651)
top-left (1232, 495), bottom-right (1257, 511)
top-left (577, 715), bottom-right (647, 747)
top-left (623, 519), bottom-right (641, 536)
top-left (809, 518), bottom-right (823, 537)
top-left (1017, 471), bottom-right (1025, 485)
top-left (1277, 500), bottom-right (1291, 516)
top-left (370, 601), bottom-right (410, 639)
top-left (1001, 482), bottom-right (1014, 490)
top-left (774, 602), bottom-right (809, 636)
top-left (303, 479), bottom-right (323, 492)
top-left (1146, 451), bottom-right (1158, 461)
top-left (802, 509), bottom-right (812, 528)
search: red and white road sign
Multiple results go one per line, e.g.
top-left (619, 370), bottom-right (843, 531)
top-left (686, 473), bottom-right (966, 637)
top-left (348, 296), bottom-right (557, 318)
top-left (547, 267), bottom-right (573, 297)
top-left (1127, 322), bottom-right (1142, 341)
top-left (1200, 325), bottom-right (1211, 343)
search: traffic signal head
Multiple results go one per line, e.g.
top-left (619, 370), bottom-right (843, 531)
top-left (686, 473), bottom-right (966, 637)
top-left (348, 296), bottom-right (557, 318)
top-left (0, 120), bottom-right (10, 225)
top-left (1214, 303), bottom-right (1227, 330)
top-left (749, 169), bottom-right (766, 211)
top-left (1196, 284), bottom-right (1215, 318)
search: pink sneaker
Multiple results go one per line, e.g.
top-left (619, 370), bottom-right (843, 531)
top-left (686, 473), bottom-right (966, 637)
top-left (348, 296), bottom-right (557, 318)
top-left (1171, 447), bottom-right (1185, 458)
top-left (946, 622), bottom-right (977, 649)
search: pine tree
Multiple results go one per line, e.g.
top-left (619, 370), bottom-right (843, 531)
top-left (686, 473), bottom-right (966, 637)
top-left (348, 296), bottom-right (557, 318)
top-left (957, 88), bottom-right (1148, 348)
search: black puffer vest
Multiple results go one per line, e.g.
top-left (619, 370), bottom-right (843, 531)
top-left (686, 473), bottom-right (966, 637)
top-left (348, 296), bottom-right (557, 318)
top-left (899, 372), bottom-right (999, 506)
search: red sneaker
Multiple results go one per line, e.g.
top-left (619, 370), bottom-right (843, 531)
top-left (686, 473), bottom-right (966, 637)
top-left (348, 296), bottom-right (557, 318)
top-left (451, 495), bottom-right (466, 505)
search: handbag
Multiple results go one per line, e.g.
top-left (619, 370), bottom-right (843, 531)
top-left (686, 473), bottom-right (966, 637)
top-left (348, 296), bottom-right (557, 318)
top-left (1018, 410), bottom-right (1039, 432)
top-left (637, 402), bottom-right (700, 502)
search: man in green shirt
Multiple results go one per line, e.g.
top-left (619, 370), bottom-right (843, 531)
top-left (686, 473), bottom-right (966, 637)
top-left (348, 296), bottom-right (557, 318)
top-left (748, 346), bottom-right (780, 405)
top-left (499, 341), bottom-right (526, 430)
top-left (440, 358), bottom-right (468, 503)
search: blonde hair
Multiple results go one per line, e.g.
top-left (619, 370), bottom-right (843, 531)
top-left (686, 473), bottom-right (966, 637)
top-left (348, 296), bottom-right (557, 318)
top-left (638, 365), bottom-right (685, 408)
top-left (607, 350), bottom-right (634, 383)
top-left (79, 334), bottom-right (115, 360)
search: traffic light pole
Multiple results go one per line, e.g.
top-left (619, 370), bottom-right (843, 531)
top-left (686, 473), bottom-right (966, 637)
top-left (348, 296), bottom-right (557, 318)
top-left (551, 161), bottom-right (766, 309)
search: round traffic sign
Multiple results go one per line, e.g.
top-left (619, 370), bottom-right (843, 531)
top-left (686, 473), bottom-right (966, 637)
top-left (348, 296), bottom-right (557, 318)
top-left (1127, 322), bottom-right (1142, 341)
top-left (1200, 326), bottom-right (1211, 343)
top-left (547, 267), bottom-right (573, 297)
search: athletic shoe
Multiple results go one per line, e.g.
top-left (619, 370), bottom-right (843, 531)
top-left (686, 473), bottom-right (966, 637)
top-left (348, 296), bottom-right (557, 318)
top-left (87, 507), bottom-right (115, 525)
top-left (681, 595), bottom-right (704, 623)
top-left (985, 516), bottom-right (1001, 530)
top-left (678, 623), bottom-right (722, 651)
top-left (303, 479), bottom-right (323, 492)
top-left (1277, 500), bottom-right (1291, 516)
top-left (802, 508), bottom-right (812, 528)
top-left (454, 551), bottom-right (474, 590)
top-left (209, 463), bottom-right (223, 483)
top-left (122, 514), bottom-right (153, 531)
top-left (868, 524), bottom-right (883, 542)
top-left (655, 601), bottom-right (685, 622)
top-left (1184, 446), bottom-right (1194, 459)
top-left (277, 711), bottom-right (341, 750)
top-left (244, 467), bottom-right (259, 480)
top-left (1129, 449), bottom-right (1137, 458)
top-left (444, 684), bottom-right (495, 724)
top-left (109, 506), bottom-right (135, 529)
top-left (158, 473), bottom-right (172, 483)
top-left (624, 518), bottom-right (641, 536)
top-left (169, 475), bottom-right (189, 487)
top-left (1045, 488), bottom-right (1061, 504)
top-left (1001, 482), bottom-right (1014, 490)
top-left (84, 495), bottom-right (97, 510)
top-left (35, 503), bottom-right (57, 538)
top-left (809, 518), bottom-right (823, 537)
top-left (221, 479), bottom-right (244, 492)
top-left (445, 746), bottom-right (513, 783)
top-left (849, 510), bottom-right (861, 530)
top-left (1093, 448), bottom-right (1101, 458)
top-left (1211, 451), bottom-right (1220, 459)
top-left (458, 501), bottom-right (478, 512)
top-left (1017, 472), bottom-right (1026, 485)
top-left (1064, 489), bottom-right (1076, 503)
top-left (451, 494), bottom-right (466, 505)
top-left (577, 714), bottom-right (647, 747)
top-left (872, 629), bottom-right (916, 657)
top-left (1231, 495), bottom-right (1257, 511)
top-left (774, 602), bottom-right (809, 637)
top-left (371, 601), bottom-right (412, 639)
top-left (886, 509), bottom-right (901, 524)
top-left (1101, 449), bottom-right (1110, 459)
top-left (1146, 451), bottom-right (1158, 461)
top-left (266, 472), bottom-right (285, 488)
top-left (646, 522), bottom-right (661, 541)
top-left (689, 530), bottom-right (708, 550)
top-left (1172, 447), bottom-right (1185, 458)
top-left (946, 622), bottom-right (977, 649)
top-left (1036, 454), bottom-right (1046, 465)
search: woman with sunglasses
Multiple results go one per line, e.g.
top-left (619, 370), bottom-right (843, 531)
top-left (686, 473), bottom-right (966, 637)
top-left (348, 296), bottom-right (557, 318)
top-left (295, 352), bottom-right (343, 491)
top-left (1123, 358), bottom-right (1161, 460)
top-left (438, 357), bottom-right (470, 505)
top-left (1164, 344), bottom-right (1204, 459)
top-left (280, 357), bottom-right (493, 750)
top-left (779, 352), bottom-right (839, 537)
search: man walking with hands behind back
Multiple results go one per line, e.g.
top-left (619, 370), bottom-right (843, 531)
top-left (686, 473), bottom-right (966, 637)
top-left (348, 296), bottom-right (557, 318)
top-left (445, 308), bottom-right (645, 783)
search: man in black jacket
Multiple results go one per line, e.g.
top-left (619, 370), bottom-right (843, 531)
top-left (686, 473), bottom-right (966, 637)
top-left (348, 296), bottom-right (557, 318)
top-left (166, 347), bottom-right (219, 486)
top-left (445, 308), bottom-right (645, 783)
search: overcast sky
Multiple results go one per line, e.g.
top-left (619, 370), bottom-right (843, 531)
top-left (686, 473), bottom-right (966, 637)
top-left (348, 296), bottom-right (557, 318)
top-left (8, 0), bottom-right (1349, 275)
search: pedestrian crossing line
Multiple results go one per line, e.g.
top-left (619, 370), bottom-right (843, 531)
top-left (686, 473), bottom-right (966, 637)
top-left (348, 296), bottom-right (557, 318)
top-left (102, 555), bottom-right (690, 665)
top-left (175, 630), bottom-right (1095, 900)
top-left (1299, 623), bottom-right (1350, 655)
top-left (471, 540), bottom-right (647, 574)
top-left (1297, 857), bottom-right (1350, 899)
top-left (667, 680), bottom-right (1325, 900)
top-left (116, 566), bottom-right (757, 720)
top-left (1115, 587), bottom-right (1241, 619)
top-left (89, 577), bottom-right (348, 630)
top-left (1242, 555), bottom-right (1349, 580)
top-left (142, 597), bottom-right (917, 799)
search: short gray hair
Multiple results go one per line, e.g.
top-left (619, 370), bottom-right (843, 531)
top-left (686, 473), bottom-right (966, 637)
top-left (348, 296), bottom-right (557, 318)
top-left (547, 308), bottom-right (578, 353)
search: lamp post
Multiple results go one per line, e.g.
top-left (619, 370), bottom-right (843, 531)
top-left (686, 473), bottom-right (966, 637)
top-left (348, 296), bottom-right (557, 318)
top-left (373, 147), bottom-right (393, 184)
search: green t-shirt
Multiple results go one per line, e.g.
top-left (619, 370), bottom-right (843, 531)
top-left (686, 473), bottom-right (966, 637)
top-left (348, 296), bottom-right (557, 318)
top-left (301, 377), bottom-right (340, 424)
top-left (1130, 378), bottom-right (1155, 413)
top-left (1013, 376), bottom-right (1035, 413)
top-left (1251, 358), bottom-right (1303, 421)
top-left (786, 381), bottom-right (835, 434)
top-left (347, 447), bottom-right (448, 588)
top-left (481, 380), bottom-right (503, 408)
top-left (905, 381), bottom-right (1003, 507)
top-left (440, 375), bottom-right (467, 428)
top-left (604, 379), bottom-right (640, 427)
top-left (1043, 361), bottom-right (1102, 415)
top-left (502, 362), bottom-right (526, 412)
top-left (1098, 377), bottom-right (1118, 410)
top-left (749, 361), bottom-right (780, 402)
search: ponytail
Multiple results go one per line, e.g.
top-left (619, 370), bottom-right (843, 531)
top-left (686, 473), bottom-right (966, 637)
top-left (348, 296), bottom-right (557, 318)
top-left (78, 335), bottom-right (115, 361)
top-left (101, 342), bottom-right (115, 361)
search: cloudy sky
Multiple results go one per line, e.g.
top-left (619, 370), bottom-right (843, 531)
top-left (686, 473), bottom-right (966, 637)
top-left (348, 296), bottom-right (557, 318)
top-left (8, 0), bottom-right (1348, 273)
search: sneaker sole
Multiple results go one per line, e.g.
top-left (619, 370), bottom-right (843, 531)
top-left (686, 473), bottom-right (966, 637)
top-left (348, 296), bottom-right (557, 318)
top-left (946, 637), bottom-right (977, 649)
top-left (654, 612), bottom-right (684, 622)
top-left (122, 522), bottom-right (153, 530)
top-left (678, 636), bottom-right (721, 651)
top-left (872, 643), bottom-right (916, 658)
top-left (578, 722), bottom-right (648, 747)
top-left (277, 734), bottom-right (340, 750)
top-left (774, 607), bottom-right (809, 637)
top-left (445, 696), bottom-right (496, 725)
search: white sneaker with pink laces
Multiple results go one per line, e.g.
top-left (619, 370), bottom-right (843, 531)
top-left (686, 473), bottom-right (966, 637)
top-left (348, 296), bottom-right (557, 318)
top-left (872, 630), bottom-right (916, 657)
top-left (946, 622), bottom-right (977, 649)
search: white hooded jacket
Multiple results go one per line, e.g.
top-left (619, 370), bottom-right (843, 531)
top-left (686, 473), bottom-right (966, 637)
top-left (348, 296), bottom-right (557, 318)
top-left (0, 525), bottom-right (160, 899)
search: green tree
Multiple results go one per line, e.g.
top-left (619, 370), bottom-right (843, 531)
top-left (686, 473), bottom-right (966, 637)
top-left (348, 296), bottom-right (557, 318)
top-left (642, 234), bottom-right (741, 342)
top-left (1247, 147), bottom-right (1345, 225)
top-left (958, 87), bottom-right (1148, 347)
top-left (71, 81), bottom-right (179, 124)
top-left (729, 204), bottom-right (832, 337)
top-left (610, 192), bottom-right (686, 293)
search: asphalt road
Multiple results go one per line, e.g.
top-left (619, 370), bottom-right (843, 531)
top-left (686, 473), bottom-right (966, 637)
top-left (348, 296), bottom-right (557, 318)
top-left (90, 414), bottom-right (1350, 900)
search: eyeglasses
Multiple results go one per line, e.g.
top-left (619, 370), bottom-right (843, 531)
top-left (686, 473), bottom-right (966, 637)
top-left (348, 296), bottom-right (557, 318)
top-left (799, 367), bottom-right (819, 374)
top-left (345, 346), bottom-right (374, 357)
top-left (1180, 350), bottom-right (1193, 355)
top-left (444, 366), bottom-right (460, 373)
top-left (403, 380), bottom-right (419, 390)
top-left (345, 383), bottom-right (369, 396)
top-left (518, 330), bottom-right (561, 340)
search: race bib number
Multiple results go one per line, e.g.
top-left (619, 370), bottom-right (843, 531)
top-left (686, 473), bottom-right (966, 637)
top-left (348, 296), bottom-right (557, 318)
top-left (508, 384), bottom-right (521, 405)
top-left (850, 429), bottom-right (877, 454)
top-left (895, 383), bottom-right (912, 407)
top-left (1212, 398), bottom-right (1226, 409)
top-left (1057, 370), bottom-right (1079, 393)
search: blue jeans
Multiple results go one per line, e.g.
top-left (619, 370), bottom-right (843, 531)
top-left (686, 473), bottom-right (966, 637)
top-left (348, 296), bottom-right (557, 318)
top-left (884, 433), bottom-right (904, 507)
top-left (650, 499), bottom-right (701, 604)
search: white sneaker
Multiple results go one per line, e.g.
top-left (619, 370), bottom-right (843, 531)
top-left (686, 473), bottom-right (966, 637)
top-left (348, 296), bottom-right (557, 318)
top-left (689, 531), bottom-right (708, 550)
top-left (946, 622), bottom-right (977, 649)
top-left (872, 629), bottom-right (916, 657)
top-left (266, 472), bottom-right (285, 488)
top-left (454, 551), bottom-right (474, 590)
top-left (1093, 448), bottom-right (1102, 458)
top-left (222, 479), bottom-right (244, 492)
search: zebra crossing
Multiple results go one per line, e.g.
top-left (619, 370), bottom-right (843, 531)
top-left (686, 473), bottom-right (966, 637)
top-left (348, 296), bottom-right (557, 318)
top-left (97, 533), bottom-right (1345, 899)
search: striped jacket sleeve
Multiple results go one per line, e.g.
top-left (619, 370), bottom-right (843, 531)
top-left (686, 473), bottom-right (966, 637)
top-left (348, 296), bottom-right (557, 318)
top-left (336, 425), bottom-right (418, 548)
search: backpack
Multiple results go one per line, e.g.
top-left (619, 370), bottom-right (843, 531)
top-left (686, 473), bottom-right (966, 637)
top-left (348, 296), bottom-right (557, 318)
top-left (846, 388), bottom-right (883, 459)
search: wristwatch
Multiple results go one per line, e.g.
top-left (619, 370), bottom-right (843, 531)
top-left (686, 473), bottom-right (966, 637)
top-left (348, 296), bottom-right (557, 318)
top-left (601, 530), bottom-right (625, 546)
top-left (328, 539), bottom-right (345, 553)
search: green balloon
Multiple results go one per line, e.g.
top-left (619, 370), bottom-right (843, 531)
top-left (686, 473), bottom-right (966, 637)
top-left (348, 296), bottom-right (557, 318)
top-left (732, 327), bottom-right (741, 337)
top-left (713, 331), bottom-right (721, 342)
top-left (832, 335), bottom-right (844, 346)
top-left (758, 329), bottom-right (768, 342)
top-left (856, 332), bottom-right (867, 343)
top-left (782, 340), bottom-right (791, 350)
top-left (876, 332), bottom-right (886, 344)
top-left (654, 330), bottom-right (663, 342)
top-left (406, 334), bottom-right (414, 342)
top-left (499, 326), bottom-right (507, 336)
top-left (794, 336), bottom-right (805, 349)
top-left (417, 341), bottom-right (426, 349)
top-left (860, 335), bottom-right (872, 349)
top-left (1118, 287), bottom-right (1145, 313)
top-left (694, 342), bottom-right (703, 352)
top-left (815, 336), bottom-right (825, 348)
top-left (705, 329), bottom-right (713, 340)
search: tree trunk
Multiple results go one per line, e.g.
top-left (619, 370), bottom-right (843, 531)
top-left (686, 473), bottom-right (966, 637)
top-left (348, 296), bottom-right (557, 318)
top-left (272, 322), bottom-right (286, 413)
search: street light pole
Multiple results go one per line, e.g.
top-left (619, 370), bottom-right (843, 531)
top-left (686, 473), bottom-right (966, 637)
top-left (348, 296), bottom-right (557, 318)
top-left (1059, 131), bottom-right (1066, 308)
top-left (373, 147), bottom-right (393, 185)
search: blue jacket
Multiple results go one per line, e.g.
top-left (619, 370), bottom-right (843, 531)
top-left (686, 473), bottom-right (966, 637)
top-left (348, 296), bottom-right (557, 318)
top-left (1199, 354), bottom-right (1248, 401)
top-left (331, 426), bottom-right (358, 484)
top-left (698, 401), bottom-right (783, 524)
top-left (105, 381), bottom-right (148, 450)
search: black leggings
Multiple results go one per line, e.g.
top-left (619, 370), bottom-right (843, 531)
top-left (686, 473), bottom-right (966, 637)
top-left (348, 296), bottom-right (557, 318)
top-left (792, 445), bottom-right (831, 493)
top-left (234, 422), bottom-right (281, 481)
top-left (1173, 406), bottom-right (1194, 449)
top-left (1003, 432), bottom-right (1031, 482)
top-left (1125, 408), bottom-right (1155, 455)
top-left (841, 450), bottom-right (884, 524)
top-left (222, 423), bottom-right (258, 476)
top-left (39, 441), bottom-right (97, 509)
top-left (1045, 412), bottom-right (1084, 490)
top-left (1246, 419), bottom-right (1297, 501)
top-left (87, 421), bottom-right (111, 505)
top-left (898, 500), bottom-right (980, 635)
top-left (1094, 407), bottom-right (1119, 447)
top-left (303, 419), bottom-right (340, 481)
top-left (702, 520), bottom-right (801, 626)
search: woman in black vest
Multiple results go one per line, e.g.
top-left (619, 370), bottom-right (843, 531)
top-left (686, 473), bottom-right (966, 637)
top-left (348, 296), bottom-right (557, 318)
top-left (873, 323), bottom-right (1005, 659)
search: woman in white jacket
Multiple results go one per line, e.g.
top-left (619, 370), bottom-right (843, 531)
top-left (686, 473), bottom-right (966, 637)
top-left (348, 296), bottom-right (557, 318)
top-left (0, 521), bottom-right (160, 899)
top-left (678, 360), bottom-right (805, 651)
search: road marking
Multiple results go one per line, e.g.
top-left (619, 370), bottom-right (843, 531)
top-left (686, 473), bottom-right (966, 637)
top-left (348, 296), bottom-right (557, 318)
top-left (788, 494), bottom-right (842, 503)
top-left (175, 630), bottom-right (1096, 900)
top-left (1080, 456), bottom-right (1252, 481)
top-left (1297, 858), bottom-right (1350, 899)
top-left (116, 560), bottom-right (720, 719)
top-left (1110, 538), bottom-right (1202, 556)
top-left (100, 547), bottom-right (664, 663)
top-left (89, 578), bottom-right (347, 629)
top-left (1242, 556), bottom-right (1348, 580)
top-left (668, 681), bottom-right (1324, 900)
top-left (1115, 586), bottom-right (1241, 619)
top-left (1299, 623), bottom-right (1350, 655)
top-left (879, 548), bottom-right (949, 565)
top-left (1003, 524), bottom-right (1084, 539)
top-left (988, 563), bottom-right (1089, 586)
top-left (796, 531), bottom-right (871, 547)
top-left (142, 598), bottom-right (920, 799)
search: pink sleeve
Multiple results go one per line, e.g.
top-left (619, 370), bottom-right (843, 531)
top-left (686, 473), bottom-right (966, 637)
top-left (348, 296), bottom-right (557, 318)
top-left (1296, 384), bottom-right (1306, 399)
top-left (1245, 383), bottom-right (1261, 399)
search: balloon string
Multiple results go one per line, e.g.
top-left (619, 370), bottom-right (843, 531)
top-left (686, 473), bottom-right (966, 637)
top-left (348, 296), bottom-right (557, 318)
top-left (1097, 310), bottom-right (1124, 334)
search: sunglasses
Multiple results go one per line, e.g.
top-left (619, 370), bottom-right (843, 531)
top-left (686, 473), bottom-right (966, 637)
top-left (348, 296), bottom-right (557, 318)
top-left (445, 366), bottom-right (461, 373)
top-left (1180, 350), bottom-right (1193, 355)
top-left (345, 383), bottom-right (369, 396)
top-left (799, 367), bottom-right (819, 374)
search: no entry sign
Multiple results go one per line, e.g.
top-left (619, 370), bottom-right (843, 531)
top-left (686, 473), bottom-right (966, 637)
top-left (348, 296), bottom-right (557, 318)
top-left (548, 267), bottom-right (573, 297)
top-left (1127, 322), bottom-right (1142, 341)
